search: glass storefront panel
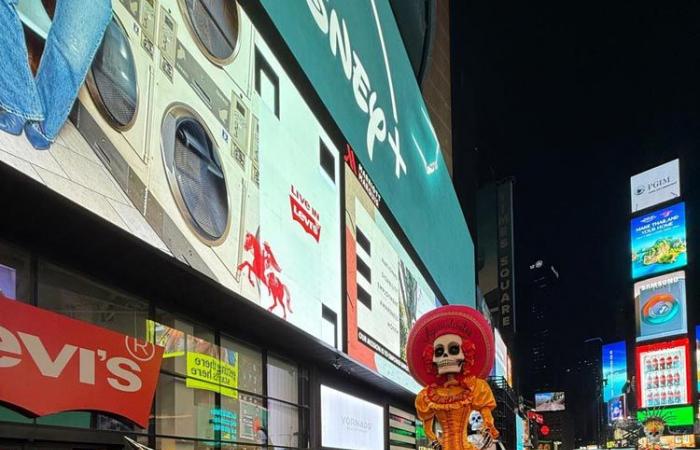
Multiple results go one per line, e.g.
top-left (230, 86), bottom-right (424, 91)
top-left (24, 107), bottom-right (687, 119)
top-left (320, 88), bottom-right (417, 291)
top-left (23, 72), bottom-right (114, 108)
top-left (221, 336), bottom-right (263, 395)
top-left (0, 241), bottom-right (31, 302)
top-left (35, 412), bottom-right (91, 429)
top-left (267, 400), bottom-right (299, 448)
top-left (37, 262), bottom-right (148, 339)
top-left (156, 438), bottom-right (215, 450)
top-left (220, 393), bottom-right (265, 445)
top-left (267, 356), bottom-right (298, 404)
top-left (154, 310), bottom-right (216, 377)
top-left (155, 374), bottom-right (216, 440)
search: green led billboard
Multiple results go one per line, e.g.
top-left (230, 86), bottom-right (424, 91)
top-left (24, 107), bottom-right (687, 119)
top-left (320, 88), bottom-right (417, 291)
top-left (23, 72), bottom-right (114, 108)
top-left (637, 405), bottom-right (695, 427)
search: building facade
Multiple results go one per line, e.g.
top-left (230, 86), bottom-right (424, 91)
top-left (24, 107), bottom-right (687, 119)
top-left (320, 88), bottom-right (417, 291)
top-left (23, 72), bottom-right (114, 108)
top-left (0, 1), bottom-right (475, 449)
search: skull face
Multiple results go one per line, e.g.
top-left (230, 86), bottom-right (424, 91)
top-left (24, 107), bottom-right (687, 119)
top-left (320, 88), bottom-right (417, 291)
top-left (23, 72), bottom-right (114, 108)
top-left (432, 334), bottom-right (464, 375)
top-left (469, 410), bottom-right (485, 432)
top-left (643, 419), bottom-right (665, 444)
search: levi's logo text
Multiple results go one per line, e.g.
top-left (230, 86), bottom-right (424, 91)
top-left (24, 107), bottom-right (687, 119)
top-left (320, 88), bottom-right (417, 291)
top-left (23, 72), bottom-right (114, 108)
top-left (290, 185), bottom-right (321, 242)
top-left (0, 295), bottom-right (163, 427)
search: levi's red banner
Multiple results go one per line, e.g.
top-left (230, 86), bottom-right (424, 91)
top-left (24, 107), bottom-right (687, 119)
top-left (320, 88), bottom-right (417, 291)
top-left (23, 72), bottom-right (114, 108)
top-left (0, 295), bottom-right (163, 427)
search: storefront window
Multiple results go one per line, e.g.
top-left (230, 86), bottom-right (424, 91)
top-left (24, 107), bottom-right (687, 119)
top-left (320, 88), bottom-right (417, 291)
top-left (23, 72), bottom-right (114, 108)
top-left (37, 262), bottom-right (148, 339)
top-left (0, 240), bottom-right (31, 302)
top-left (155, 373), bottom-right (217, 440)
top-left (156, 437), bottom-right (216, 450)
top-left (268, 400), bottom-right (300, 448)
top-left (267, 356), bottom-right (298, 404)
top-left (220, 394), bottom-right (266, 445)
top-left (221, 336), bottom-right (263, 395)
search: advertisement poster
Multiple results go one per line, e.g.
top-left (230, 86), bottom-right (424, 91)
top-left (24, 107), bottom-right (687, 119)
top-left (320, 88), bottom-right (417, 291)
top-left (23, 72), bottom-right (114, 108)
top-left (345, 156), bottom-right (441, 393)
top-left (631, 159), bottom-right (681, 213)
top-left (4, 2), bottom-right (343, 347)
top-left (636, 405), bottom-right (695, 427)
top-left (634, 272), bottom-right (687, 342)
top-left (608, 396), bottom-right (626, 422)
top-left (535, 392), bottom-right (566, 412)
top-left (0, 263), bottom-right (16, 299)
top-left (516, 416), bottom-right (527, 450)
top-left (697, 326), bottom-right (700, 393)
top-left (321, 385), bottom-right (384, 450)
top-left (492, 329), bottom-right (508, 380)
top-left (636, 338), bottom-right (692, 408)
top-left (631, 203), bottom-right (687, 279)
top-left (602, 341), bottom-right (628, 402)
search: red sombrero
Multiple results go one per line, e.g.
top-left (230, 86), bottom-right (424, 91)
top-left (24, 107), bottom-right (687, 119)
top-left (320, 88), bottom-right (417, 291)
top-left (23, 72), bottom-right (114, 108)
top-left (407, 305), bottom-right (494, 386)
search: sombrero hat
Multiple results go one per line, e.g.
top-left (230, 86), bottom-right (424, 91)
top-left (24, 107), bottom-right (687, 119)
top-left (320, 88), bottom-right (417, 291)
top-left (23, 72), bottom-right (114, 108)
top-left (407, 305), bottom-right (494, 386)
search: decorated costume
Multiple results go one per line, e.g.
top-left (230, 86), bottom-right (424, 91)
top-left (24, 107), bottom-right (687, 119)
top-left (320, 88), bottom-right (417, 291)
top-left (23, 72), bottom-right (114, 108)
top-left (407, 305), bottom-right (499, 450)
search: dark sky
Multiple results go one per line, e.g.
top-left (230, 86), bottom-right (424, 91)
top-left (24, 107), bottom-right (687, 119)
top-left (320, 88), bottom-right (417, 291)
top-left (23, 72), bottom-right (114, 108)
top-left (453, 1), bottom-right (700, 347)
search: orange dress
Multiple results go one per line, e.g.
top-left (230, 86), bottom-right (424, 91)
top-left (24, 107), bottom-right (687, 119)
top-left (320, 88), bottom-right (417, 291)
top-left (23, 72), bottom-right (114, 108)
top-left (415, 377), bottom-right (499, 450)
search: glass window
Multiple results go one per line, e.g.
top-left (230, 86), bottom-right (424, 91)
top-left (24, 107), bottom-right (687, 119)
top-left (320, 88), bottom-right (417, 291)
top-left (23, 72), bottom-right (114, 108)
top-left (155, 373), bottom-right (216, 440)
top-left (0, 241), bottom-right (31, 302)
top-left (96, 413), bottom-right (147, 434)
top-left (220, 393), bottom-right (265, 445)
top-left (221, 336), bottom-right (263, 395)
top-left (267, 356), bottom-right (298, 404)
top-left (37, 262), bottom-right (148, 339)
top-left (156, 437), bottom-right (214, 450)
top-left (35, 412), bottom-right (91, 429)
top-left (154, 310), bottom-right (216, 376)
top-left (268, 400), bottom-right (300, 448)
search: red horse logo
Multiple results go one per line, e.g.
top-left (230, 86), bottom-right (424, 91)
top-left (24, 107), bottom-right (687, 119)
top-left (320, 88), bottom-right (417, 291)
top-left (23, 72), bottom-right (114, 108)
top-left (237, 233), bottom-right (293, 319)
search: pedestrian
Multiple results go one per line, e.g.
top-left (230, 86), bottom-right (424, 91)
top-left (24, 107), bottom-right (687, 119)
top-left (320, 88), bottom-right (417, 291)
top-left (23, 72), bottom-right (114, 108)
top-left (0, 0), bottom-right (112, 149)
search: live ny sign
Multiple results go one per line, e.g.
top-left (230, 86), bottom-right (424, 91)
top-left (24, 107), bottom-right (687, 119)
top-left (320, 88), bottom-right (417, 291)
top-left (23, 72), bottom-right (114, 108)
top-left (0, 295), bottom-right (163, 427)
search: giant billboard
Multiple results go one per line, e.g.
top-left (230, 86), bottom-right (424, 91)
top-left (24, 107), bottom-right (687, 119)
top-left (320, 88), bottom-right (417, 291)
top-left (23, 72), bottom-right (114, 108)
top-left (636, 338), bottom-right (692, 408)
top-left (345, 148), bottom-right (442, 392)
top-left (630, 159), bottom-right (681, 213)
top-left (259, 0), bottom-right (476, 305)
top-left (5, 1), bottom-right (350, 346)
top-left (602, 341), bottom-right (628, 402)
top-left (535, 392), bottom-right (566, 412)
top-left (631, 203), bottom-right (687, 279)
top-left (634, 272), bottom-right (687, 342)
top-left (321, 385), bottom-right (384, 450)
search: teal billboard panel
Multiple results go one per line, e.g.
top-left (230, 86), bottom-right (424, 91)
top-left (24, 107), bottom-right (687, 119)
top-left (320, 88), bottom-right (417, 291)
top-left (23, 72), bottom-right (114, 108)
top-left (259, 0), bottom-right (475, 304)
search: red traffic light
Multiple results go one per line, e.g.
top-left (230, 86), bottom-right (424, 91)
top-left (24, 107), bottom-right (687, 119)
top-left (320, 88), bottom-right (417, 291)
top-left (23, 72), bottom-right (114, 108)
top-left (540, 425), bottom-right (550, 436)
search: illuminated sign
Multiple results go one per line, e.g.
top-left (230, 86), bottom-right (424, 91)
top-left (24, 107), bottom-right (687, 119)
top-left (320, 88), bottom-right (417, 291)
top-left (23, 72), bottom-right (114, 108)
top-left (634, 272), bottom-right (687, 342)
top-left (492, 329), bottom-right (508, 381)
top-left (697, 326), bottom-right (700, 392)
top-left (602, 341), bottom-right (627, 402)
top-left (516, 416), bottom-right (526, 450)
top-left (630, 159), bottom-right (681, 213)
top-left (535, 392), bottom-right (566, 412)
top-left (631, 203), bottom-right (687, 279)
top-left (321, 385), bottom-right (384, 450)
top-left (636, 338), bottom-right (692, 408)
top-left (259, 0), bottom-right (476, 306)
top-left (0, 295), bottom-right (163, 427)
top-left (345, 159), bottom-right (441, 393)
top-left (636, 405), bottom-right (695, 427)
top-left (10, 2), bottom-right (345, 347)
top-left (608, 395), bottom-right (626, 422)
top-left (389, 407), bottom-right (417, 448)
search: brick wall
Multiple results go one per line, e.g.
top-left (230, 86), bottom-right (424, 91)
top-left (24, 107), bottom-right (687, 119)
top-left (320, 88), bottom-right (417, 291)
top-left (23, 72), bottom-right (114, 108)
top-left (422, 0), bottom-right (453, 176)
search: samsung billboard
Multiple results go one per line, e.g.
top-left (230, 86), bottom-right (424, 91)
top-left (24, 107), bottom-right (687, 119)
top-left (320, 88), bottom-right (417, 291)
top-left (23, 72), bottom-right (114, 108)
top-left (634, 272), bottom-right (687, 342)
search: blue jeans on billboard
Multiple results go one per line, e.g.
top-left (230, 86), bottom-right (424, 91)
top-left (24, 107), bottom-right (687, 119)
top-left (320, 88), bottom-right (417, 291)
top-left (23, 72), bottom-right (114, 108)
top-left (0, 0), bottom-right (111, 149)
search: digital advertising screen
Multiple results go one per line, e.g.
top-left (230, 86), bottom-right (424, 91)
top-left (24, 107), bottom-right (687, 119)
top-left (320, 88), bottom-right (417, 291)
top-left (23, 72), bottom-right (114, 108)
top-left (634, 272), bottom-right (687, 342)
top-left (637, 405), bottom-right (695, 427)
top-left (492, 329), bottom-right (508, 380)
top-left (608, 395), bottom-right (626, 422)
top-left (631, 203), bottom-right (687, 279)
top-left (3, 1), bottom-right (349, 347)
top-left (0, 263), bottom-right (16, 299)
top-left (345, 154), bottom-right (442, 393)
top-left (516, 415), bottom-right (527, 450)
top-left (602, 341), bottom-right (628, 402)
top-left (321, 385), bottom-right (384, 450)
top-left (697, 326), bottom-right (700, 393)
top-left (535, 392), bottom-right (566, 412)
top-left (636, 338), bottom-right (692, 408)
top-left (630, 159), bottom-right (681, 213)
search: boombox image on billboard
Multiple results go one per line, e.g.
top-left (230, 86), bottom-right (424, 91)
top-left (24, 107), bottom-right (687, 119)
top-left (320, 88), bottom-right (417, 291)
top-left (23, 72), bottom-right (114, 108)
top-left (1, 1), bottom-right (342, 346)
top-left (634, 271), bottom-right (687, 342)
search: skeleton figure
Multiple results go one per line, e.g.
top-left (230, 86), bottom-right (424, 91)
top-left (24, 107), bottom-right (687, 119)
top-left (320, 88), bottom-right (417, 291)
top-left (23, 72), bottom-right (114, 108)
top-left (468, 411), bottom-right (488, 448)
top-left (642, 419), bottom-right (665, 445)
top-left (408, 306), bottom-right (500, 450)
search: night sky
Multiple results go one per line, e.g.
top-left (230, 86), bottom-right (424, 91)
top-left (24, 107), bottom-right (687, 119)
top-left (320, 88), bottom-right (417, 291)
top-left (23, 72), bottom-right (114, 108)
top-left (453, 1), bottom-right (700, 349)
